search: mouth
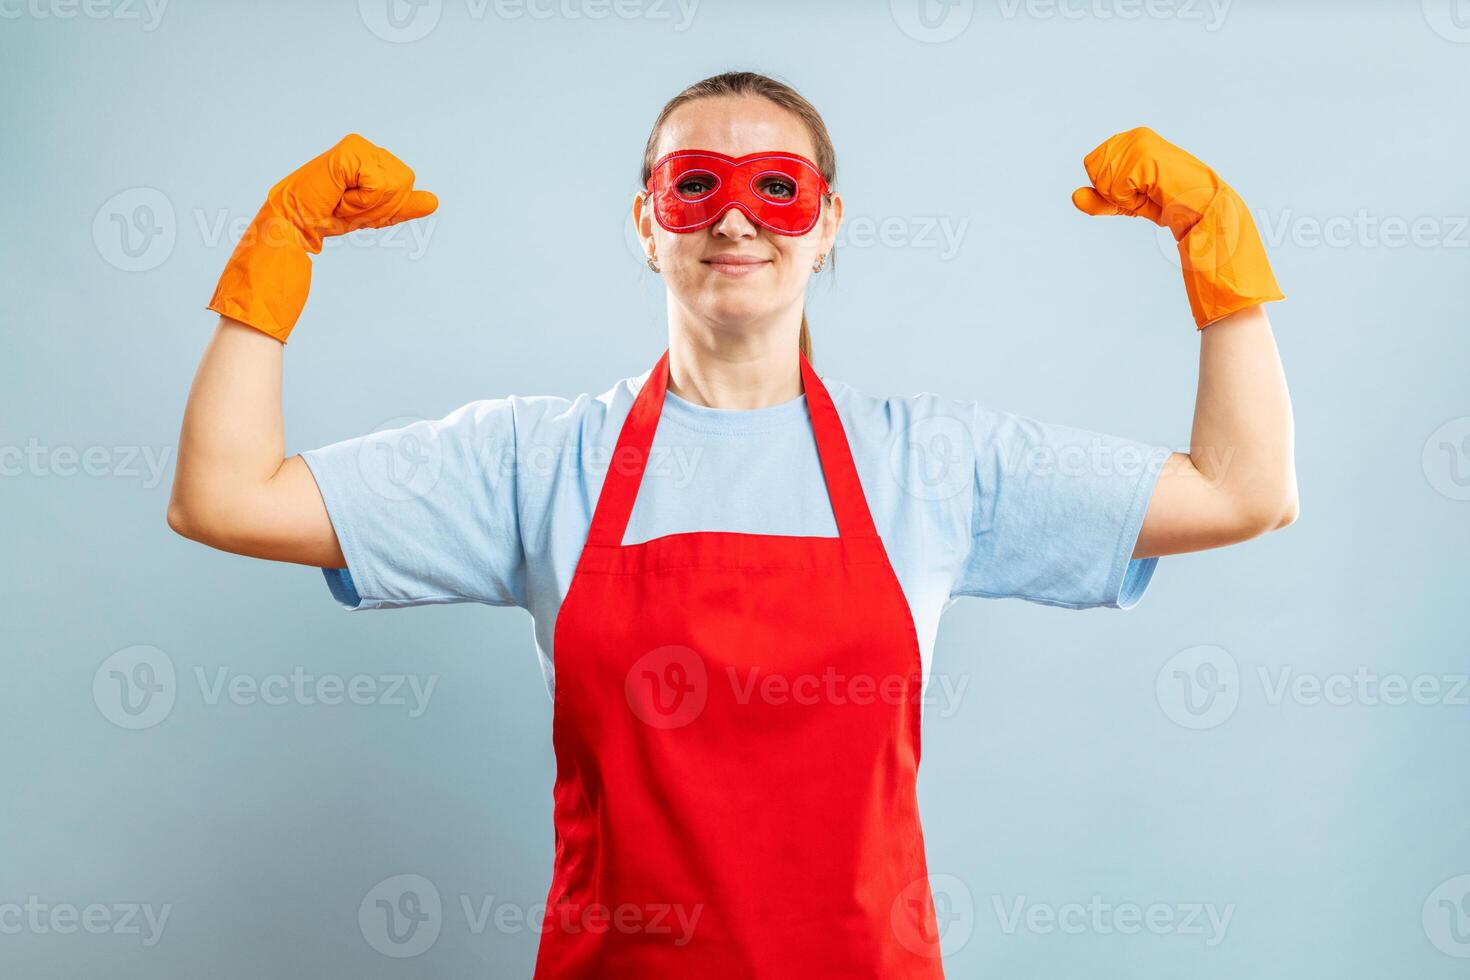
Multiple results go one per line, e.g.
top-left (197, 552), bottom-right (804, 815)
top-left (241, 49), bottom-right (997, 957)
top-left (702, 254), bottom-right (771, 277)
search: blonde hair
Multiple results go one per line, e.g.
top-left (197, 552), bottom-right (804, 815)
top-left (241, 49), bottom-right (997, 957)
top-left (640, 71), bottom-right (836, 364)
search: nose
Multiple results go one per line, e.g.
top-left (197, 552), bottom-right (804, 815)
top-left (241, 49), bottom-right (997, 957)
top-left (710, 204), bottom-right (759, 239)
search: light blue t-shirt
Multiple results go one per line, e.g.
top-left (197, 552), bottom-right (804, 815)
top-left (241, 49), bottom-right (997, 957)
top-left (300, 364), bottom-right (1171, 700)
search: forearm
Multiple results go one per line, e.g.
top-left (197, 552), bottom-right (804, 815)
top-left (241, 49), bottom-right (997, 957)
top-left (1187, 304), bottom-right (1298, 528)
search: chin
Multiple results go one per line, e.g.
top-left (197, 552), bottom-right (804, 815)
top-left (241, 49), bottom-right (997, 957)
top-left (705, 301), bottom-right (774, 326)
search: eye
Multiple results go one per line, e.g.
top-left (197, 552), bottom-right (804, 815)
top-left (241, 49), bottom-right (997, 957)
top-left (757, 176), bottom-right (797, 200)
top-left (675, 171), bottom-right (718, 199)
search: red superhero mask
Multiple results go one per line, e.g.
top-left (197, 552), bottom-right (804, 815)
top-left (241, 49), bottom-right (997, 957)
top-left (645, 149), bottom-right (830, 236)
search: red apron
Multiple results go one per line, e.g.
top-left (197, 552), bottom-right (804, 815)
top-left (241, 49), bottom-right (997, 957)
top-left (534, 348), bottom-right (944, 978)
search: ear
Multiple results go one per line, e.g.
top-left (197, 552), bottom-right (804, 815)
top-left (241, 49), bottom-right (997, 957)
top-left (632, 191), bottom-right (649, 240)
top-left (632, 190), bottom-right (657, 252)
top-left (818, 191), bottom-right (843, 256)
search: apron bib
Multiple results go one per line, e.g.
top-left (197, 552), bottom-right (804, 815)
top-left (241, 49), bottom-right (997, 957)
top-left (534, 348), bottom-right (944, 978)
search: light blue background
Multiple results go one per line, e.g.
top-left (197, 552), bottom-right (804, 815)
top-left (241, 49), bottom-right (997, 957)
top-left (4, 0), bottom-right (1468, 976)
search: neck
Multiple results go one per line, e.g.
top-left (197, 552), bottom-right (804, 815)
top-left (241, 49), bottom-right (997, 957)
top-left (665, 303), bottom-right (805, 409)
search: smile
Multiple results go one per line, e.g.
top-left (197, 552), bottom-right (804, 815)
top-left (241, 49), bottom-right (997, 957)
top-left (702, 256), bottom-right (771, 277)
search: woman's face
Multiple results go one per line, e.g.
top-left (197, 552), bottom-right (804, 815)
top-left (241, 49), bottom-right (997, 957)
top-left (634, 96), bottom-right (842, 332)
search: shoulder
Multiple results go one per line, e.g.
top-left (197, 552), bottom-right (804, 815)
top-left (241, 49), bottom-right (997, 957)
top-left (498, 367), bottom-right (651, 445)
top-left (829, 377), bottom-right (1091, 463)
top-left (823, 376), bottom-right (986, 447)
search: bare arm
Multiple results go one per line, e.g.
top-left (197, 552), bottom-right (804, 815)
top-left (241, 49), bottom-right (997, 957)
top-left (167, 316), bottom-right (344, 567)
top-left (1133, 303), bottom-right (1298, 558)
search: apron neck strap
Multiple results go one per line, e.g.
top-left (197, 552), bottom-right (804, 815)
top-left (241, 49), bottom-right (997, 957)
top-left (585, 347), bottom-right (880, 547)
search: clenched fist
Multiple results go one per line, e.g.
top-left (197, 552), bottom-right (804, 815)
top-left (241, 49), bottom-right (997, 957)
top-left (207, 134), bottom-right (438, 343)
top-left (1071, 126), bottom-right (1283, 328)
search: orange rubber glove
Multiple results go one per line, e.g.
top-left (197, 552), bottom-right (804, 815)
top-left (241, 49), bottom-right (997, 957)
top-left (206, 134), bottom-right (437, 343)
top-left (1072, 127), bottom-right (1283, 329)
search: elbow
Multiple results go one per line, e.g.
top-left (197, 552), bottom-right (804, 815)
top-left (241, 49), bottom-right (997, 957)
top-left (1235, 491), bottom-right (1300, 539)
top-left (166, 495), bottom-right (201, 542)
top-left (1274, 492), bottom-right (1300, 530)
top-left (166, 491), bottom-right (222, 546)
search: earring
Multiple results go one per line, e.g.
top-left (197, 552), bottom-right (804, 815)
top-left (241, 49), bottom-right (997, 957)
top-left (812, 252), bottom-right (826, 274)
top-left (647, 254), bottom-right (660, 274)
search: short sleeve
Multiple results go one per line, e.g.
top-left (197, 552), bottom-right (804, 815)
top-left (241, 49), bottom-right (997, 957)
top-left (949, 402), bottom-right (1171, 610)
top-left (299, 399), bottom-right (526, 610)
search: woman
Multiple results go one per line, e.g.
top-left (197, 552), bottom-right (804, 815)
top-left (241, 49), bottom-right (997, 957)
top-left (168, 71), bottom-right (1296, 978)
